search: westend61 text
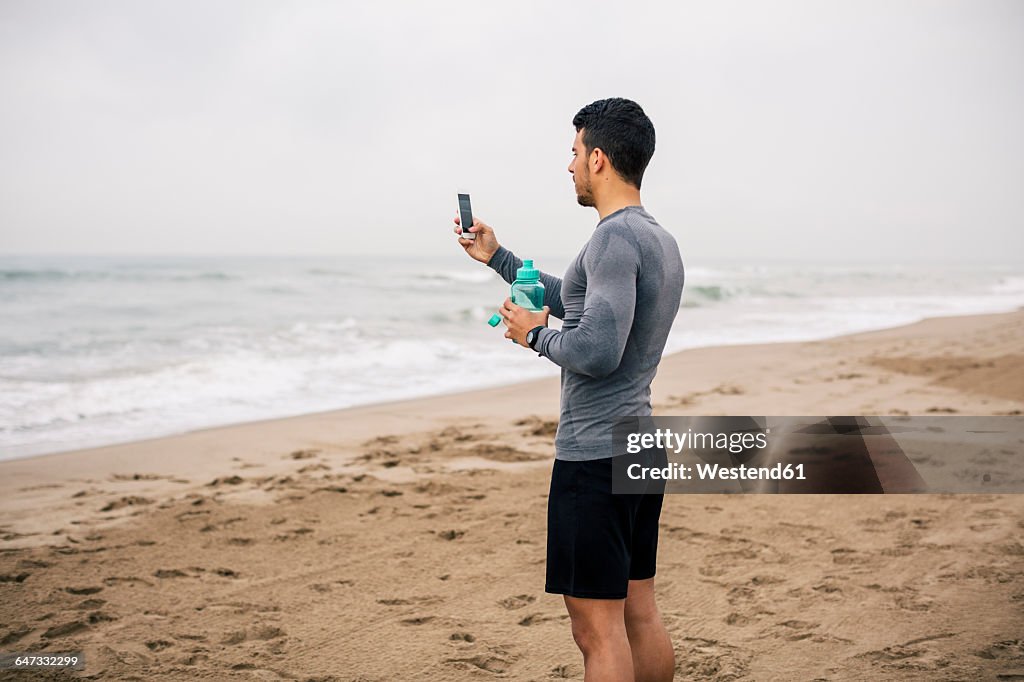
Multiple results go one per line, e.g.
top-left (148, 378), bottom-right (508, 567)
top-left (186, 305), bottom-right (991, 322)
top-left (626, 462), bottom-right (806, 481)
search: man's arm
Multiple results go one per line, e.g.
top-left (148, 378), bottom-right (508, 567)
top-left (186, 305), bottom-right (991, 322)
top-left (487, 246), bottom-right (565, 320)
top-left (453, 214), bottom-right (565, 319)
top-left (533, 225), bottom-right (639, 377)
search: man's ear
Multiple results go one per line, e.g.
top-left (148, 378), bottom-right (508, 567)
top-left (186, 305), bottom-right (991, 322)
top-left (590, 147), bottom-right (605, 174)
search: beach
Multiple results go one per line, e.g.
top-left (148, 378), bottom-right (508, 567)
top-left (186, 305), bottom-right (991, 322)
top-left (1, 309), bottom-right (1022, 680)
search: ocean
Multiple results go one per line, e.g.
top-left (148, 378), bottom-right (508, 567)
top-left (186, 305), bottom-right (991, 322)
top-left (2, 254), bottom-right (1022, 460)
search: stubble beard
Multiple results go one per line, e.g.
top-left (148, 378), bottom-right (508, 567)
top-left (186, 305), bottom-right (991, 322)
top-left (575, 175), bottom-right (595, 207)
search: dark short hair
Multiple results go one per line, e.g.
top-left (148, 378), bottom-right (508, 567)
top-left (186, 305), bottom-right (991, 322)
top-left (572, 98), bottom-right (655, 189)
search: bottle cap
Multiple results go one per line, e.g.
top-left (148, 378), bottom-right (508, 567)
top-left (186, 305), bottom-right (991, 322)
top-left (515, 259), bottom-right (539, 282)
top-left (487, 314), bottom-right (502, 327)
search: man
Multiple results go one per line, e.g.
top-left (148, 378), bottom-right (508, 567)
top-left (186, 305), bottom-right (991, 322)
top-left (453, 97), bottom-right (684, 682)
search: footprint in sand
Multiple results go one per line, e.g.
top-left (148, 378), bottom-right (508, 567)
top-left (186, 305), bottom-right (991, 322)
top-left (42, 620), bottom-right (91, 639)
top-left (414, 481), bottom-right (465, 495)
top-left (0, 626), bottom-right (32, 646)
top-left (377, 595), bottom-right (442, 607)
top-left (87, 611), bottom-right (117, 624)
top-left (221, 625), bottom-right (286, 645)
top-left (312, 483), bottom-right (349, 496)
top-left (769, 619), bottom-right (821, 641)
top-left (974, 639), bottom-right (1024, 662)
top-left (445, 647), bottom-right (518, 675)
top-left (853, 631), bottom-right (958, 673)
top-left (309, 579), bottom-right (352, 592)
top-left (550, 663), bottom-right (580, 678)
top-left (200, 601), bottom-right (280, 616)
top-left (109, 473), bottom-right (166, 481)
top-left (514, 416), bottom-right (558, 437)
top-left (497, 594), bottom-right (536, 610)
top-left (272, 527), bottom-right (314, 542)
top-left (103, 575), bottom-right (154, 588)
top-left (100, 496), bottom-right (154, 512)
top-left (469, 443), bottom-right (546, 462)
top-left (437, 529), bottom-right (465, 541)
top-left (517, 613), bottom-right (567, 627)
top-left (65, 585), bottom-right (103, 595)
top-left (363, 435), bottom-right (399, 446)
top-left (675, 636), bottom-right (752, 680)
top-left (298, 463), bottom-right (330, 473)
top-left (725, 612), bottom-right (754, 626)
top-left (207, 475), bottom-right (244, 486)
top-left (811, 579), bottom-right (845, 596)
top-left (154, 568), bottom-right (189, 579)
top-left (438, 426), bottom-right (476, 442)
top-left (831, 547), bottom-right (872, 565)
top-left (200, 516), bottom-right (247, 533)
top-left (0, 572), bottom-right (31, 583)
top-left (178, 650), bottom-right (211, 666)
top-left (16, 483), bottom-right (63, 492)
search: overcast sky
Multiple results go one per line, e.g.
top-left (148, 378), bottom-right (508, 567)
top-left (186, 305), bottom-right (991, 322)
top-left (0, 0), bottom-right (1021, 263)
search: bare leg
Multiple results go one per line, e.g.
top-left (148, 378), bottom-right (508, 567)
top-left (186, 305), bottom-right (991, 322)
top-left (563, 595), bottom-right (635, 682)
top-left (624, 578), bottom-right (675, 682)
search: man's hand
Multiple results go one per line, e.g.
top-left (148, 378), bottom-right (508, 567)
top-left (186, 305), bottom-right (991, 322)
top-left (453, 214), bottom-right (500, 265)
top-left (499, 297), bottom-right (550, 347)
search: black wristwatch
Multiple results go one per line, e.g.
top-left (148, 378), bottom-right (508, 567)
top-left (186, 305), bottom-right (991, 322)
top-left (526, 325), bottom-right (545, 350)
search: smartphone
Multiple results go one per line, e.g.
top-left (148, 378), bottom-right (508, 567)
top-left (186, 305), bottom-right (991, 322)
top-left (457, 192), bottom-right (475, 240)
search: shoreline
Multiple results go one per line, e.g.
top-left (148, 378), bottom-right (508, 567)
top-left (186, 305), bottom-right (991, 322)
top-left (6, 305), bottom-right (1022, 466)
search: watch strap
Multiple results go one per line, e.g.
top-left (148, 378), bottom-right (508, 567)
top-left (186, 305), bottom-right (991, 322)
top-left (527, 325), bottom-right (545, 350)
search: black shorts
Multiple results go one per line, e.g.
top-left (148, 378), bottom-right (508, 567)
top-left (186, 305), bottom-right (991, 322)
top-left (545, 451), bottom-right (666, 600)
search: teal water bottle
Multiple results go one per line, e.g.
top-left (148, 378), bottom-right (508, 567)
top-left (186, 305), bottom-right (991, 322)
top-left (488, 259), bottom-right (545, 328)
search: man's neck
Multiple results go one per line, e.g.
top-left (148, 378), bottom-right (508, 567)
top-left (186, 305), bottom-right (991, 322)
top-left (594, 187), bottom-right (643, 221)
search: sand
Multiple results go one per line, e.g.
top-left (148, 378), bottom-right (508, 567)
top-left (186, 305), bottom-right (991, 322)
top-left (1, 310), bottom-right (1022, 681)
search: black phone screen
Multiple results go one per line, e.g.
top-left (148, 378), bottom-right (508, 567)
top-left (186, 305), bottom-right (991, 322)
top-left (458, 193), bottom-right (473, 234)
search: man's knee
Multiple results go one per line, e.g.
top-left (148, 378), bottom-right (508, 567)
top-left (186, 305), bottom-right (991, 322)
top-left (570, 615), bottom-right (625, 655)
top-left (565, 597), bottom-right (626, 654)
top-left (569, 618), bottom-right (598, 654)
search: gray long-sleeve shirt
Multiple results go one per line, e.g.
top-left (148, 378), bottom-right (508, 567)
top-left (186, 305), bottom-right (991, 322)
top-left (487, 205), bottom-right (685, 461)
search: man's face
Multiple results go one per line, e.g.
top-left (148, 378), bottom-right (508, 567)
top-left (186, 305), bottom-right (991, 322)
top-left (568, 129), bottom-right (595, 207)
